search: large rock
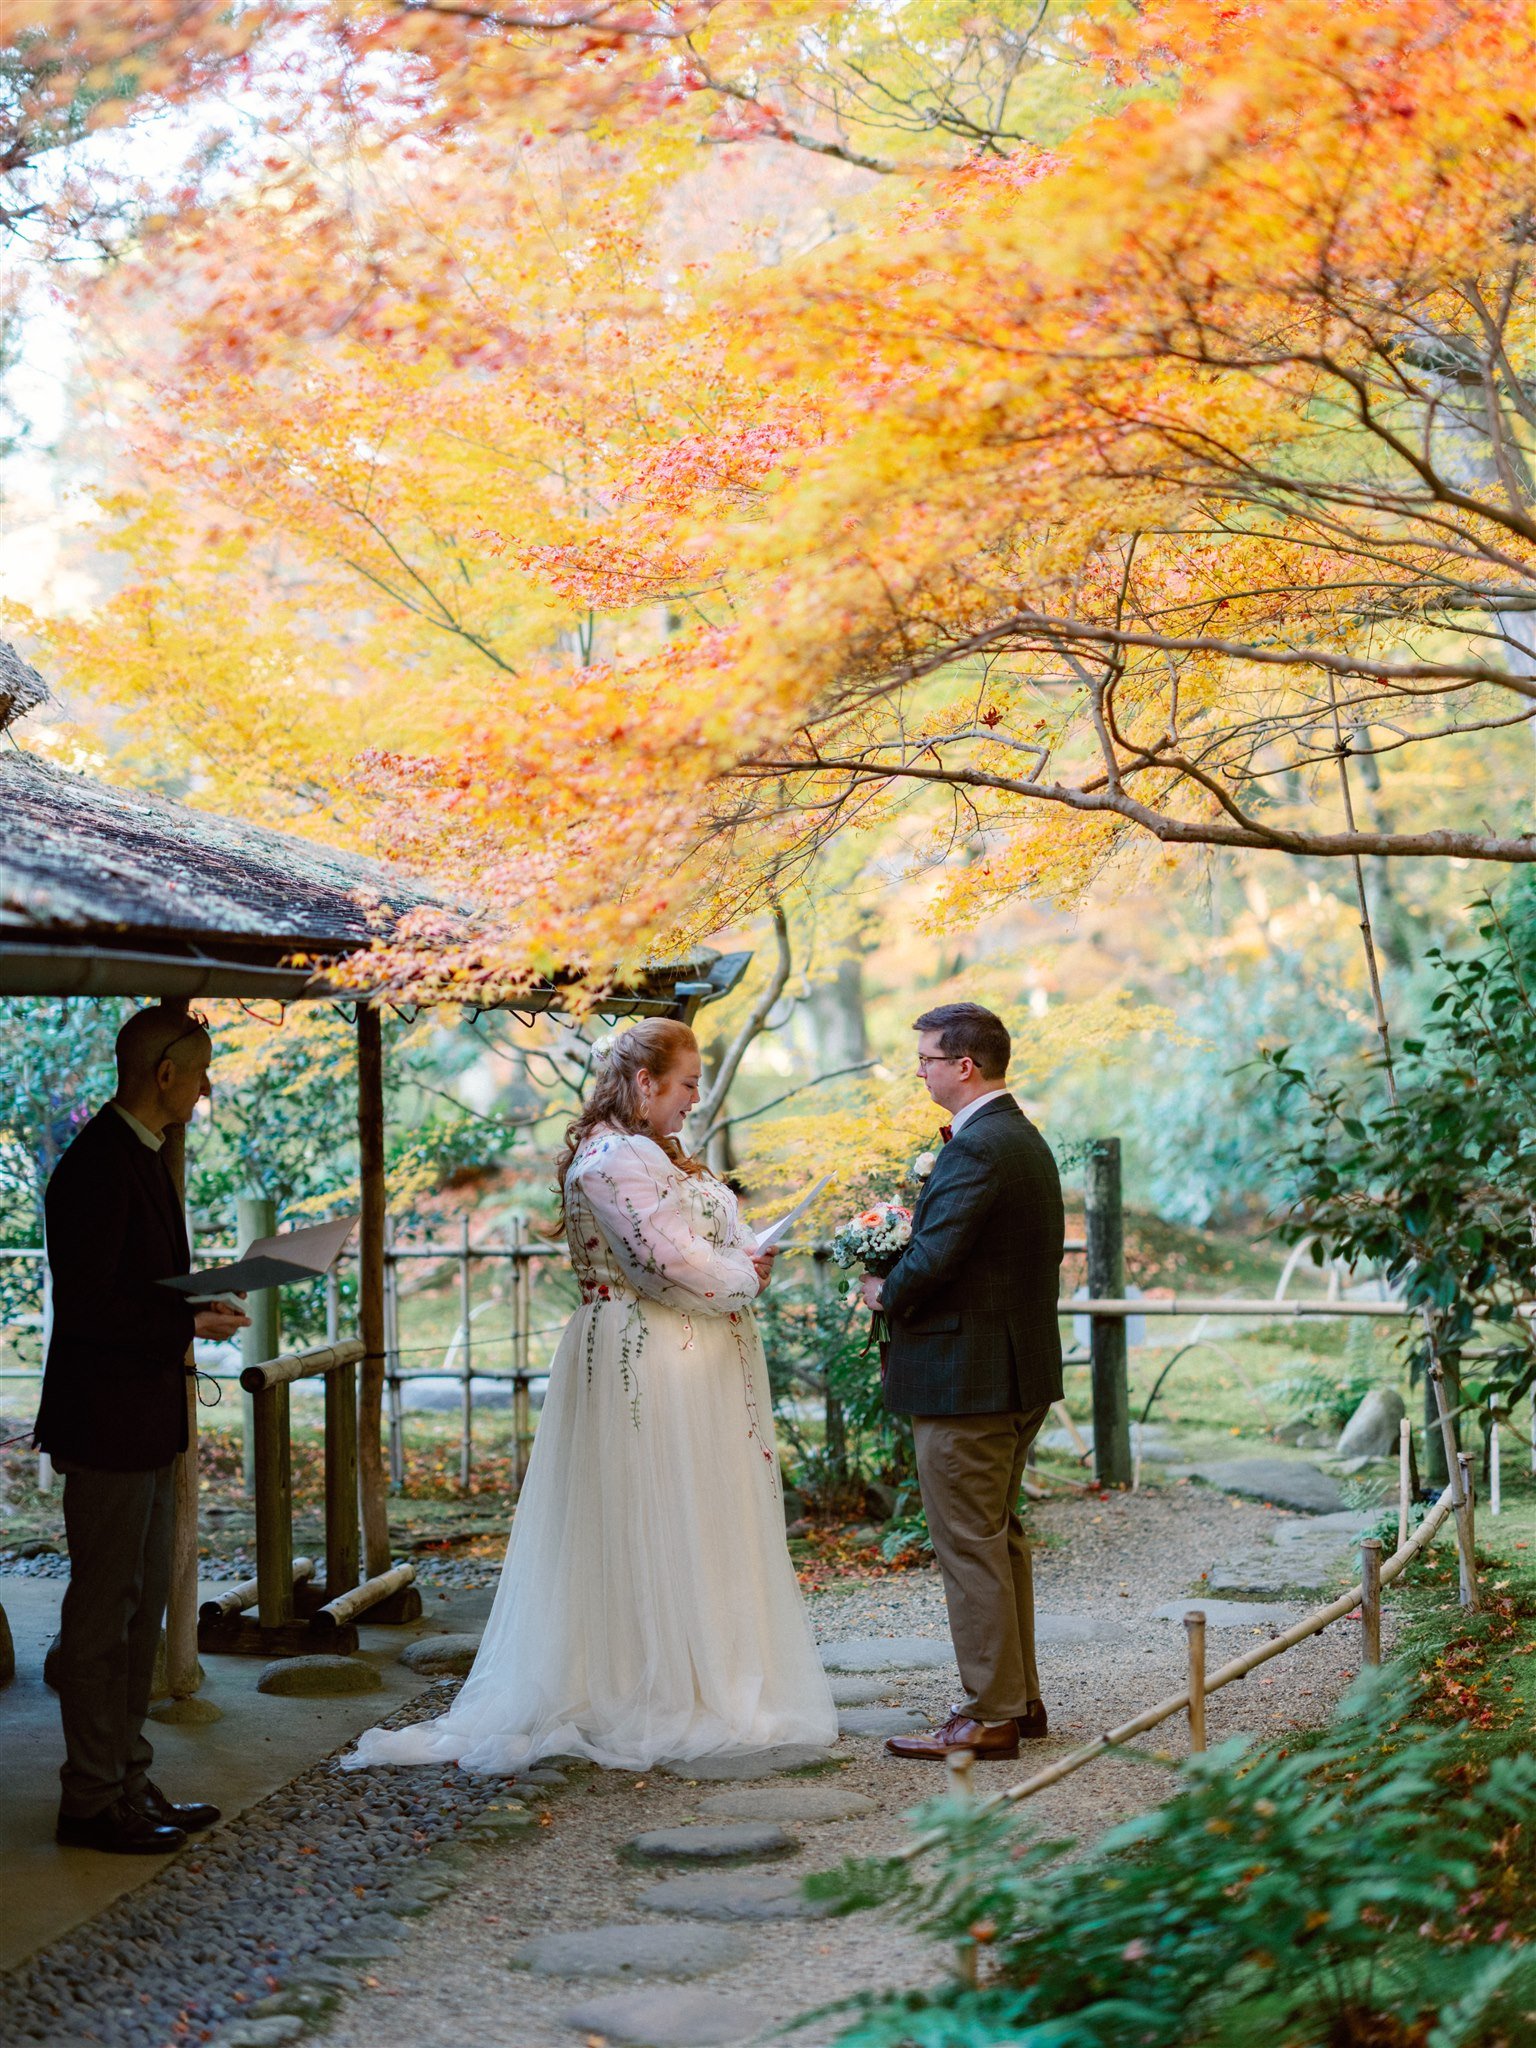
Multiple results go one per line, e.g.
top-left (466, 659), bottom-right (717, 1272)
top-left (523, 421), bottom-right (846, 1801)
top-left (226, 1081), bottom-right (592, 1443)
top-left (255, 1655), bottom-right (383, 1697)
top-left (1190, 1458), bottom-right (1346, 1515)
top-left (562, 1987), bottom-right (761, 2046)
top-left (398, 1633), bottom-right (481, 1677)
top-left (513, 1923), bottom-right (749, 1979)
top-left (1336, 1387), bottom-right (1407, 1460)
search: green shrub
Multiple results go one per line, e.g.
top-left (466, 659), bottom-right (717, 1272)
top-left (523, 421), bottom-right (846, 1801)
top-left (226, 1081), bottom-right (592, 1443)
top-left (806, 1672), bottom-right (1536, 2048)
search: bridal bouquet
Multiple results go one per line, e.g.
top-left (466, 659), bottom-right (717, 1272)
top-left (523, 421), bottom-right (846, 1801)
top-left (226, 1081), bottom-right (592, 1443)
top-left (831, 1203), bottom-right (912, 1353)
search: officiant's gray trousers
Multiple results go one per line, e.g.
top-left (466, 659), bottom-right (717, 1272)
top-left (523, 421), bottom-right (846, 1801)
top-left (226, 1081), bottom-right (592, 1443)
top-left (913, 1407), bottom-right (1050, 1721)
top-left (55, 1460), bottom-right (175, 1818)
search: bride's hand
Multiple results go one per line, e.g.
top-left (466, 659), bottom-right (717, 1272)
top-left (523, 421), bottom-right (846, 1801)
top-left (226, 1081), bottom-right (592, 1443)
top-left (749, 1249), bottom-right (778, 1293)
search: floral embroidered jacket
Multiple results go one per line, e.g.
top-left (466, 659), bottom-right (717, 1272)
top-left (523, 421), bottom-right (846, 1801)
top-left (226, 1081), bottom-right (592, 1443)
top-left (564, 1129), bottom-right (760, 1315)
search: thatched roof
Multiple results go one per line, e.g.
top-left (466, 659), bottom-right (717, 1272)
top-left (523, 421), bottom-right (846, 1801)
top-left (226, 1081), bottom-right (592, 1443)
top-left (0, 748), bottom-right (747, 1013)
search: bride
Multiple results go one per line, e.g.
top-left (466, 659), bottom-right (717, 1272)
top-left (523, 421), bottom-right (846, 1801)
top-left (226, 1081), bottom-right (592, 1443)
top-left (344, 1018), bottom-right (837, 1772)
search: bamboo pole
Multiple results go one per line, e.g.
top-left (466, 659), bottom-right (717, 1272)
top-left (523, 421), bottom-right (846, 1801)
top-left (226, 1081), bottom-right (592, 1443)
top-left (311, 1561), bottom-right (416, 1631)
top-left (1398, 1417), bottom-right (1411, 1552)
top-left (239, 1339), bottom-right (364, 1392)
top-left (199, 1557), bottom-right (314, 1625)
top-left (160, 1119), bottom-right (208, 1708)
top-left (357, 1005), bottom-right (391, 1578)
top-left (893, 1485), bottom-right (1456, 1861)
top-left (1184, 1610), bottom-right (1207, 1753)
top-left (1360, 1537), bottom-right (1383, 1667)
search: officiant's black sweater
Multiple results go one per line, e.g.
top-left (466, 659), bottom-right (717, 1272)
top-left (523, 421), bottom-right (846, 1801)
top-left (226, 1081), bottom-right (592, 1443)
top-left (34, 1107), bottom-right (197, 1471)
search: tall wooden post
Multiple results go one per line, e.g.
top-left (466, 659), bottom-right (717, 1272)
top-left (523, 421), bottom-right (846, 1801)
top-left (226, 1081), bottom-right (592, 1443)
top-left (161, 1121), bottom-right (213, 1712)
top-left (237, 1193), bottom-right (278, 1493)
top-left (357, 1006), bottom-right (391, 1577)
top-left (510, 1213), bottom-right (532, 1495)
top-left (1085, 1139), bottom-right (1132, 1489)
top-left (252, 1377), bottom-right (295, 1626)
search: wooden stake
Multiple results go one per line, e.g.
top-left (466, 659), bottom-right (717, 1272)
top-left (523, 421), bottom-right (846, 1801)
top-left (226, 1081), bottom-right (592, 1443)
top-left (459, 1213), bottom-right (474, 1492)
top-left (946, 1746), bottom-right (979, 1988)
top-left (236, 1192), bottom-right (277, 1493)
top-left (357, 1004), bottom-right (391, 1578)
top-left (1184, 1610), bottom-right (1207, 1752)
top-left (1360, 1537), bottom-right (1383, 1666)
top-left (1085, 1139), bottom-right (1131, 1488)
top-left (1398, 1416), bottom-right (1411, 1552)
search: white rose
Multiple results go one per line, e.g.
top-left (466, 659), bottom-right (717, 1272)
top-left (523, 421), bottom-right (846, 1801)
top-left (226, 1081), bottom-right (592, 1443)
top-left (893, 1218), bottom-right (912, 1243)
top-left (913, 1151), bottom-right (937, 1179)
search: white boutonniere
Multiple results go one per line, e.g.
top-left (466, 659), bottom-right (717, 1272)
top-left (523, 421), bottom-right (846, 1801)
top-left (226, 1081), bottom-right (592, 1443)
top-left (912, 1150), bottom-right (937, 1181)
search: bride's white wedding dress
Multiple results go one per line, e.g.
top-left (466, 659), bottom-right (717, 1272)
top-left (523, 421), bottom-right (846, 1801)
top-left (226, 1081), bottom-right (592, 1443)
top-left (343, 1126), bottom-right (837, 1772)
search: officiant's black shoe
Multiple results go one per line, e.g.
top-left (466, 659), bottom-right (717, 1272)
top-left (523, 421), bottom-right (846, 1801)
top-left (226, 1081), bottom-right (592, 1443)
top-left (1017, 1702), bottom-right (1049, 1741)
top-left (56, 1798), bottom-right (187, 1855)
top-left (133, 1782), bottom-right (221, 1833)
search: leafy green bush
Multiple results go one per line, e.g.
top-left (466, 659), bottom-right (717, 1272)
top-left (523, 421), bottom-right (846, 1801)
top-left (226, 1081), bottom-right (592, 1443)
top-left (806, 1672), bottom-right (1536, 2048)
top-left (757, 1268), bottom-right (916, 1502)
top-left (1267, 880), bottom-right (1536, 1431)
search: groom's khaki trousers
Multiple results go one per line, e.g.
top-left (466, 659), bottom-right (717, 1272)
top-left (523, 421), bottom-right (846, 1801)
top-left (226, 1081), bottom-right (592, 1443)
top-left (913, 1405), bottom-right (1051, 1721)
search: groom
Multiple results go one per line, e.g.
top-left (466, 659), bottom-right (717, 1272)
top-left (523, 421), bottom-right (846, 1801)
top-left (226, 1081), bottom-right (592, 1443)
top-left (863, 1001), bottom-right (1065, 1762)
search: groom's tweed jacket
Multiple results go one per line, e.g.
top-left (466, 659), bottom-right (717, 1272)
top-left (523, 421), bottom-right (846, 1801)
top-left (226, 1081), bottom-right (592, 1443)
top-left (881, 1096), bottom-right (1065, 1416)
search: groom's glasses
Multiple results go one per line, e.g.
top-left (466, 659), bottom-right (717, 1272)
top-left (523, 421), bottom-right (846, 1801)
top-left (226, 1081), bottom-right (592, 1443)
top-left (915, 1055), bottom-right (960, 1071)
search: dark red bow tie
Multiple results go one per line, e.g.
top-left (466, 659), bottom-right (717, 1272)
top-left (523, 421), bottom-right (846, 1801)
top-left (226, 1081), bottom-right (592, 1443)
top-left (939, 1124), bottom-right (954, 1144)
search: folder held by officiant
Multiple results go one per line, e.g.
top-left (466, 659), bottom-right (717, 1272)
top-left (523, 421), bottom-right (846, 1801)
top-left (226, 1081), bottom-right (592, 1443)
top-left (158, 1214), bottom-right (359, 1299)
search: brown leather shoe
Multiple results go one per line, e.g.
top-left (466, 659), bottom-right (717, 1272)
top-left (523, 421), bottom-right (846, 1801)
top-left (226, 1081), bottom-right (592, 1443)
top-left (1017, 1701), bottom-right (1048, 1741)
top-left (885, 1711), bottom-right (1020, 1761)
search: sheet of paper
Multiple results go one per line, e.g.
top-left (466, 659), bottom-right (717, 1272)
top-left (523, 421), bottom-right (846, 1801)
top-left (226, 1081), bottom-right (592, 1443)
top-left (753, 1175), bottom-right (834, 1251)
top-left (157, 1213), bottom-right (359, 1299)
top-left (242, 1214), bottom-right (359, 1275)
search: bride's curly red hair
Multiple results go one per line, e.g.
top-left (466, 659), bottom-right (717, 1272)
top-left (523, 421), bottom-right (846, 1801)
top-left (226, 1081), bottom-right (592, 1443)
top-left (554, 1018), bottom-right (713, 1210)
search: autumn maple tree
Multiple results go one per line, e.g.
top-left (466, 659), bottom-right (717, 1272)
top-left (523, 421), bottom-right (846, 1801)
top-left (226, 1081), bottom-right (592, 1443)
top-left (12, 0), bottom-right (1536, 996)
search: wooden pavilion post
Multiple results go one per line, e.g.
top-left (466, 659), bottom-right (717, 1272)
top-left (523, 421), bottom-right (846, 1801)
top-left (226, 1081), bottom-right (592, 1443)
top-left (161, 1118), bottom-right (218, 1718)
top-left (357, 1005), bottom-right (392, 1578)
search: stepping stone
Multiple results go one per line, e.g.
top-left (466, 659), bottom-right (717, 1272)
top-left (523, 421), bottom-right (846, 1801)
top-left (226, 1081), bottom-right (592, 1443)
top-left (698, 1785), bottom-right (876, 1822)
top-left (623, 1824), bottom-right (797, 1865)
top-left (255, 1655), bottom-right (382, 1697)
top-left (315, 1935), bottom-right (401, 1964)
top-left (838, 1707), bottom-right (927, 1737)
top-left (820, 1637), bottom-right (954, 1673)
top-left (1189, 1459), bottom-right (1346, 1515)
top-left (636, 1874), bottom-right (830, 1922)
top-left (1151, 1599), bottom-right (1304, 1626)
top-left (1035, 1614), bottom-right (1133, 1645)
top-left (399, 1633), bottom-right (481, 1676)
top-left (660, 1746), bottom-right (833, 1781)
top-left (563, 1987), bottom-right (761, 2046)
top-left (829, 1676), bottom-right (889, 1707)
top-left (513, 1923), bottom-right (749, 1978)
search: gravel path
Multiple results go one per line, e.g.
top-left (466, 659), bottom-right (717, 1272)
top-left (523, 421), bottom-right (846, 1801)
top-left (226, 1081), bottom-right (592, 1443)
top-left (2, 1483), bottom-right (1386, 2048)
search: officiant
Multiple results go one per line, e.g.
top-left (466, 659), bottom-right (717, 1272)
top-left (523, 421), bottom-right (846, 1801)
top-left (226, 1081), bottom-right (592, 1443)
top-left (34, 1006), bottom-right (250, 1856)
